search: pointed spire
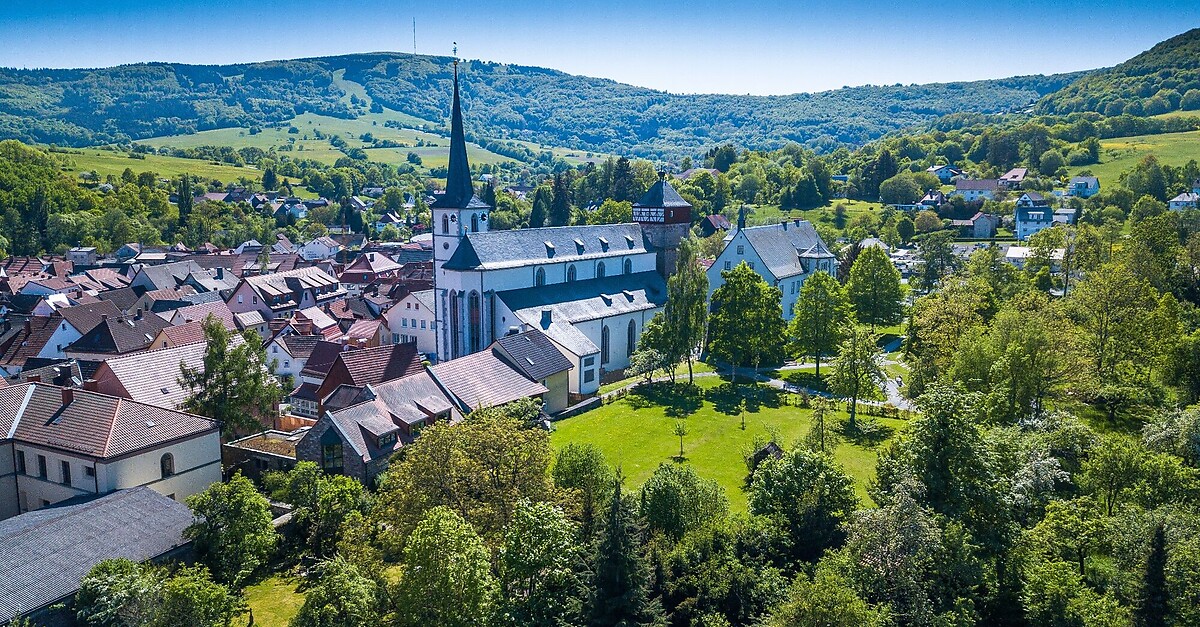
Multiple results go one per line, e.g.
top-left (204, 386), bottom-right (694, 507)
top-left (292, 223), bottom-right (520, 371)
top-left (737, 205), bottom-right (746, 230)
top-left (434, 56), bottom-right (477, 209)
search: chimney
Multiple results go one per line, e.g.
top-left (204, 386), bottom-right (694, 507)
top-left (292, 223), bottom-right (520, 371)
top-left (61, 387), bottom-right (73, 405)
top-left (541, 309), bottom-right (552, 327)
top-left (341, 335), bottom-right (350, 350)
top-left (23, 319), bottom-right (30, 334)
top-left (101, 313), bottom-right (108, 322)
top-left (134, 308), bottom-right (143, 320)
top-left (83, 378), bottom-right (99, 392)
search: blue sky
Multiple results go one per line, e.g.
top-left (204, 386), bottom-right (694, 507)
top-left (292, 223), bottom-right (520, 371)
top-left (2, 0), bottom-right (1198, 95)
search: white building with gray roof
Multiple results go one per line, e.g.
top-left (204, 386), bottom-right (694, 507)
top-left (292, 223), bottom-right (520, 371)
top-left (708, 210), bottom-right (837, 321)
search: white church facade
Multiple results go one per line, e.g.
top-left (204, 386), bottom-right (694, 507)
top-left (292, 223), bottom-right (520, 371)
top-left (430, 66), bottom-right (688, 399)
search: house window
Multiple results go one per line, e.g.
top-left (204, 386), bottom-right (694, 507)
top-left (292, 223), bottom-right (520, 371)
top-left (160, 453), bottom-right (174, 478)
top-left (38, 455), bottom-right (47, 479)
top-left (748, 262), bottom-right (755, 270)
top-left (253, 296), bottom-right (258, 305)
top-left (584, 356), bottom-right (595, 366)
top-left (584, 369), bottom-right (595, 383)
top-left (724, 261), bottom-right (731, 271)
top-left (597, 261), bottom-right (607, 278)
top-left (623, 258), bottom-right (632, 275)
top-left (392, 333), bottom-right (400, 343)
top-left (402, 318), bottom-right (408, 327)
top-left (284, 361), bottom-right (290, 368)
top-left (601, 325), bottom-right (610, 364)
top-left (85, 465), bottom-right (95, 477)
top-left (627, 320), bottom-right (636, 358)
top-left (535, 267), bottom-right (546, 286)
top-left (736, 245), bottom-right (744, 255)
top-left (567, 264), bottom-right (577, 282)
top-left (15, 450), bottom-right (25, 474)
top-left (321, 429), bottom-right (344, 474)
top-left (420, 321), bottom-right (426, 329)
top-left (237, 295), bottom-right (244, 304)
top-left (61, 460), bottom-right (71, 486)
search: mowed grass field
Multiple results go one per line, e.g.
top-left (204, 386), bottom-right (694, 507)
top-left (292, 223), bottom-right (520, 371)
top-left (57, 148), bottom-right (265, 181)
top-left (742, 199), bottom-right (888, 235)
top-left (550, 376), bottom-right (907, 511)
top-left (1068, 129), bottom-right (1200, 182)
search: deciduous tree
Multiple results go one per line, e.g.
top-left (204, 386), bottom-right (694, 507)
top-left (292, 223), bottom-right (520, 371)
top-left (846, 246), bottom-right (903, 331)
top-left (788, 270), bottom-right (852, 376)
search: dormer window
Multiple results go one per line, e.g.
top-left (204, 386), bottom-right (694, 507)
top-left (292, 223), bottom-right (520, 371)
top-left (599, 237), bottom-right (609, 251)
top-left (544, 241), bottom-right (555, 257)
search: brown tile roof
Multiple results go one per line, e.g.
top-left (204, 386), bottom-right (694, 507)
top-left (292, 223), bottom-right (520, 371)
top-left (93, 338), bottom-right (240, 409)
top-left (298, 341), bottom-right (344, 378)
top-left (3, 382), bottom-right (217, 458)
top-left (336, 343), bottom-right (423, 387)
top-left (159, 322), bottom-right (207, 347)
top-left (429, 350), bottom-right (547, 411)
top-left (66, 314), bottom-right (172, 355)
top-left (281, 334), bottom-right (322, 360)
top-left (171, 301), bottom-right (236, 330)
top-left (345, 319), bottom-right (382, 341)
top-left (0, 317), bottom-right (60, 369)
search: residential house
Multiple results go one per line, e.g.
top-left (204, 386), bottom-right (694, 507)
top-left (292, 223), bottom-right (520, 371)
top-left (952, 179), bottom-right (1001, 202)
top-left (1014, 192), bottom-right (1055, 240)
top-left (0, 382), bottom-right (221, 520)
top-left (343, 318), bottom-right (389, 349)
top-left (385, 289), bottom-right (436, 356)
top-left (490, 329), bottom-right (573, 414)
top-left (339, 251), bottom-right (402, 293)
top-left (919, 190), bottom-right (947, 208)
top-left (698, 213), bottom-right (733, 237)
top-left (0, 317), bottom-right (60, 376)
top-left (925, 164), bottom-right (962, 184)
top-left (1067, 176), bottom-right (1100, 198)
top-left (299, 236), bottom-right (343, 261)
top-left (1004, 246), bottom-right (1065, 271)
top-left (0, 488), bottom-right (195, 624)
top-left (63, 312), bottom-right (172, 359)
top-left (429, 348), bottom-right (549, 413)
top-left (708, 213), bottom-right (837, 322)
top-left (295, 370), bottom-right (460, 482)
top-left (949, 212), bottom-right (1000, 239)
top-left (313, 343), bottom-right (425, 413)
top-left (1169, 192), bottom-right (1199, 211)
top-left (37, 300), bottom-right (123, 360)
top-left (999, 168), bottom-right (1028, 189)
top-left (66, 247), bottom-right (98, 266)
top-left (226, 266), bottom-right (346, 320)
top-left (88, 339), bottom-right (240, 409)
top-left (267, 334), bottom-right (322, 382)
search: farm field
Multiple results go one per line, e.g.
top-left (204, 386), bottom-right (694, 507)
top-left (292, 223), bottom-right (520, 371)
top-left (55, 148), bottom-right (265, 182)
top-left (1067, 129), bottom-right (1200, 182)
top-left (550, 376), bottom-right (907, 512)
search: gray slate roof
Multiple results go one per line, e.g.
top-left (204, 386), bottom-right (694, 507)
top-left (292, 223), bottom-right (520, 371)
top-left (443, 223), bottom-right (648, 271)
top-left (634, 177), bottom-right (692, 209)
top-left (739, 221), bottom-right (835, 280)
top-left (430, 351), bottom-right (548, 411)
top-left (0, 487), bottom-right (193, 623)
top-left (492, 329), bottom-right (573, 382)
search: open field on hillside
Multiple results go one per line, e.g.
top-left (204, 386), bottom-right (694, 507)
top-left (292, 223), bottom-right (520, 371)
top-left (1068, 129), bottom-right (1200, 182)
top-left (550, 376), bottom-right (907, 511)
top-left (55, 148), bottom-right (264, 182)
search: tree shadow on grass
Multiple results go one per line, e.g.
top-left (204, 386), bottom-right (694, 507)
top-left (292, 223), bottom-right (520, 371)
top-left (626, 382), bottom-right (703, 418)
top-left (782, 371), bottom-right (829, 394)
top-left (704, 382), bottom-right (785, 416)
top-left (837, 416), bottom-right (894, 447)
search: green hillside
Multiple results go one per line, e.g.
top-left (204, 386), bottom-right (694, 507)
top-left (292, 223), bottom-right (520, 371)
top-left (1037, 28), bottom-right (1200, 117)
top-left (0, 52), bottom-right (1082, 158)
top-left (1066, 128), bottom-right (1200, 182)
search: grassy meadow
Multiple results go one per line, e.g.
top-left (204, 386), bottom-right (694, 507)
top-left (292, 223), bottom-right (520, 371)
top-left (1068, 129), bottom-right (1200, 182)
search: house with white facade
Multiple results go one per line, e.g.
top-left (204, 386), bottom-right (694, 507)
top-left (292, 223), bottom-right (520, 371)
top-left (0, 382), bottom-right (221, 520)
top-left (1067, 176), bottom-right (1100, 198)
top-left (226, 266), bottom-right (346, 320)
top-left (385, 289), bottom-right (436, 357)
top-left (1014, 192), bottom-right (1055, 240)
top-left (953, 179), bottom-right (1001, 202)
top-left (299, 236), bottom-right (343, 261)
top-left (1169, 192), bottom-right (1199, 211)
top-left (708, 211), bottom-right (837, 321)
top-left (925, 164), bottom-right (962, 184)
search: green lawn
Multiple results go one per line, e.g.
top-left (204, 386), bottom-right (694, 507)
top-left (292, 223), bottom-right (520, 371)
top-left (743, 200), bottom-right (887, 235)
top-left (237, 574), bottom-right (306, 627)
top-left (599, 360), bottom-right (716, 394)
top-left (552, 376), bottom-right (907, 511)
top-left (57, 148), bottom-right (264, 182)
top-left (1067, 129), bottom-right (1200, 183)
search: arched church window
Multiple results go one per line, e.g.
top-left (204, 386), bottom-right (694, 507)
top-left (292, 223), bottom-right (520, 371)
top-left (601, 325), bottom-right (610, 364)
top-left (627, 320), bottom-right (637, 357)
top-left (597, 261), bottom-right (606, 278)
top-left (567, 264), bottom-right (577, 282)
top-left (535, 267), bottom-right (546, 286)
top-left (623, 258), bottom-right (632, 275)
top-left (441, 214), bottom-right (449, 235)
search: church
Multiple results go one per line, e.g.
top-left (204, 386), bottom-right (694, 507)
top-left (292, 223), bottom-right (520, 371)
top-left (431, 64), bottom-right (690, 399)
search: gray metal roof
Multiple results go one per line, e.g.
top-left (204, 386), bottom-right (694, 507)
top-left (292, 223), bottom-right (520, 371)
top-left (0, 487), bottom-right (193, 623)
top-left (443, 223), bottom-right (648, 271)
top-left (634, 176), bottom-right (692, 209)
top-left (738, 221), bottom-right (834, 281)
top-left (429, 351), bottom-right (547, 411)
top-left (498, 270), bottom-right (667, 326)
top-left (492, 329), bottom-right (573, 382)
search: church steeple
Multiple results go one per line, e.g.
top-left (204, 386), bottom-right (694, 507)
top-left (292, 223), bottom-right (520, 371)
top-left (434, 57), bottom-right (476, 209)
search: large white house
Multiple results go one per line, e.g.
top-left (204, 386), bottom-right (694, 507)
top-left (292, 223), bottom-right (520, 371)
top-left (0, 383), bottom-right (221, 520)
top-left (708, 211), bottom-right (837, 320)
top-left (429, 66), bottom-right (686, 397)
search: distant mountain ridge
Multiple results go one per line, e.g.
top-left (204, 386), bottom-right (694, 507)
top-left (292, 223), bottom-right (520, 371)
top-left (0, 51), bottom-right (1087, 157)
top-left (1037, 27), bottom-right (1200, 116)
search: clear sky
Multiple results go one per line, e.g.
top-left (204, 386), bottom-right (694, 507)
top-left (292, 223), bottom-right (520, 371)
top-left (2, 0), bottom-right (1198, 95)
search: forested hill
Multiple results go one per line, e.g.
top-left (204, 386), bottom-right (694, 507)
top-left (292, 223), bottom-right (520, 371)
top-left (0, 52), bottom-right (1082, 158)
top-left (1037, 27), bottom-right (1200, 116)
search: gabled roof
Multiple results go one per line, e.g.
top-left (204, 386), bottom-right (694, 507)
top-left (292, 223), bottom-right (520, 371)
top-left (171, 301), bottom-right (236, 330)
top-left (0, 317), bottom-right (60, 368)
top-left (94, 338), bottom-right (241, 409)
top-left (1000, 167), bottom-right (1028, 182)
top-left (955, 179), bottom-right (1001, 191)
top-left (281, 334), bottom-right (322, 360)
top-left (444, 223), bottom-right (648, 271)
top-left (492, 329), bottom-right (573, 382)
top-left (0, 487), bottom-right (193, 624)
top-left (96, 286), bottom-right (142, 312)
top-left (1070, 176), bottom-right (1099, 185)
top-left (58, 300), bottom-right (122, 334)
top-left (2, 382), bottom-right (218, 457)
top-left (334, 343), bottom-right (423, 387)
top-left (365, 370), bottom-right (460, 427)
top-left (344, 251), bottom-right (402, 275)
top-left (430, 350), bottom-right (547, 411)
top-left (240, 267), bottom-right (341, 306)
top-left (157, 321), bottom-right (207, 347)
top-left (299, 341), bottom-right (344, 378)
top-left (737, 221), bottom-right (835, 280)
top-left (345, 319), bottom-right (383, 341)
top-left (133, 260), bottom-right (207, 291)
top-left (498, 271), bottom-right (667, 328)
top-left (1170, 192), bottom-right (1199, 203)
top-left (66, 313), bottom-right (171, 355)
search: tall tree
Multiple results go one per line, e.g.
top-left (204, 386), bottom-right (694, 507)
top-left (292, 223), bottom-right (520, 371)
top-left (550, 173), bottom-right (572, 226)
top-left (639, 462), bottom-right (728, 541)
top-left (590, 479), bottom-right (664, 626)
top-left (530, 186), bottom-right (550, 228)
top-left (497, 500), bottom-right (587, 627)
top-left (180, 316), bottom-right (282, 436)
top-left (177, 174), bottom-right (193, 229)
top-left (915, 230), bottom-right (958, 292)
top-left (184, 473), bottom-right (278, 588)
top-left (151, 566), bottom-right (242, 627)
top-left (846, 246), bottom-right (903, 331)
top-left (828, 325), bottom-right (885, 430)
top-left (788, 271), bottom-right (853, 376)
top-left (664, 237), bottom-right (710, 382)
top-left (261, 166), bottom-right (278, 191)
top-left (395, 507), bottom-right (496, 627)
top-left (610, 156), bottom-right (637, 202)
top-left (749, 448), bottom-right (858, 562)
top-left (289, 557), bottom-right (380, 627)
top-left (708, 262), bottom-right (786, 377)
top-left (1136, 522), bottom-right (1169, 627)
top-left (552, 443), bottom-right (615, 540)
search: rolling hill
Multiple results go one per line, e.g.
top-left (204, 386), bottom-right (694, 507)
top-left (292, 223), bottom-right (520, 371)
top-left (0, 53), bottom-right (1082, 158)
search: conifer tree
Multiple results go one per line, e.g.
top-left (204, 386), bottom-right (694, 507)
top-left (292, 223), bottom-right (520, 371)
top-left (177, 175), bottom-right (193, 229)
top-left (589, 478), bottom-right (664, 626)
top-left (1136, 522), bottom-right (1169, 627)
top-left (550, 173), bottom-right (573, 226)
top-left (530, 186), bottom-right (550, 228)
